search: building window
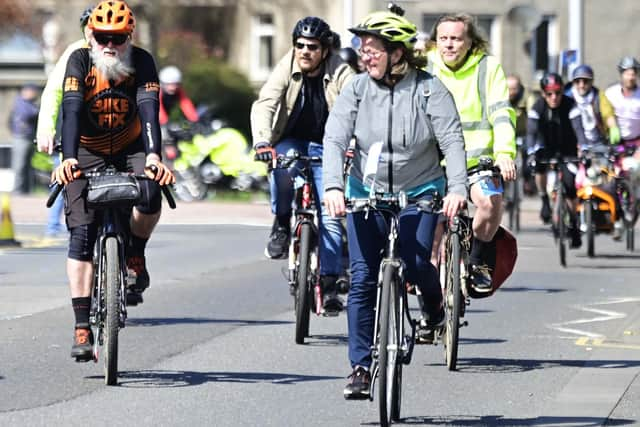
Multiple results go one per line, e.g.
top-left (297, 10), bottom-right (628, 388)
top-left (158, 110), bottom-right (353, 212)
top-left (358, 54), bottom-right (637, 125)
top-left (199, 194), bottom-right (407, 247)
top-left (252, 14), bottom-right (274, 81)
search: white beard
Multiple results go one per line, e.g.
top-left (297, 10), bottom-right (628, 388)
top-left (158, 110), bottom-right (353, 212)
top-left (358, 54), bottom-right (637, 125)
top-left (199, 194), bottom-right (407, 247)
top-left (91, 43), bottom-right (134, 81)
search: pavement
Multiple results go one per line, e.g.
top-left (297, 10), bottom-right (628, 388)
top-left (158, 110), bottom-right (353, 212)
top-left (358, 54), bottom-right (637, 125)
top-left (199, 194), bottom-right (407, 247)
top-left (2, 192), bottom-right (274, 227)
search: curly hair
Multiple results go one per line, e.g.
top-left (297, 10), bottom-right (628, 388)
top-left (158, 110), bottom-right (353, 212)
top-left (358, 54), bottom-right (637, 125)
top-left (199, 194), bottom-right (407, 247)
top-left (429, 13), bottom-right (490, 54)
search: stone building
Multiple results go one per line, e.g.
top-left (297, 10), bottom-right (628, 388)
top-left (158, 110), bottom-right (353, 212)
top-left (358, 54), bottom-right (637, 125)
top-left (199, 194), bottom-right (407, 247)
top-left (1, 0), bottom-right (638, 144)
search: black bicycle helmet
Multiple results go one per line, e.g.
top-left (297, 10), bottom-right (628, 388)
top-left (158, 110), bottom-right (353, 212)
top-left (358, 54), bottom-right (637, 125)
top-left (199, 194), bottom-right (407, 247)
top-left (540, 72), bottom-right (563, 91)
top-left (571, 64), bottom-right (594, 81)
top-left (617, 56), bottom-right (640, 73)
top-left (79, 5), bottom-right (94, 28)
top-left (292, 16), bottom-right (334, 47)
top-left (339, 47), bottom-right (359, 71)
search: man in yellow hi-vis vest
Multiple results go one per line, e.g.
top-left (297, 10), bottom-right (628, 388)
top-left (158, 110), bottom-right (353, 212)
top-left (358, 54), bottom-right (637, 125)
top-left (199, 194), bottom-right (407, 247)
top-left (427, 13), bottom-right (516, 292)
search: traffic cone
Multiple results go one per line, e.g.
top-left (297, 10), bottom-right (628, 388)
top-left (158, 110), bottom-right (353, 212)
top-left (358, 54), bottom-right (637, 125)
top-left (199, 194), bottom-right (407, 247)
top-left (0, 192), bottom-right (20, 247)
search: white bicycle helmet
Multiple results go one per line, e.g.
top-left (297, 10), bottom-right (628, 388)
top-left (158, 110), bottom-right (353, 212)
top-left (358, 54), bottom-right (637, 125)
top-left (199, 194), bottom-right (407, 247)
top-left (159, 65), bottom-right (182, 85)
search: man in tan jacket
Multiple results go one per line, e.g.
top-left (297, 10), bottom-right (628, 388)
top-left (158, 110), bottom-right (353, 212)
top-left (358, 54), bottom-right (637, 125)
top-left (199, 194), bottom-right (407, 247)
top-left (251, 16), bottom-right (354, 312)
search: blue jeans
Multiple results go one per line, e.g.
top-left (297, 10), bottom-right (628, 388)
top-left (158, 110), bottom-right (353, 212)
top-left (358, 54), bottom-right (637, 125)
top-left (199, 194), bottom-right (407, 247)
top-left (346, 204), bottom-right (441, 369)
top-left (45, 154), bottom-right (65, 235)
top-left (270, 139), bottom-right (342, 276)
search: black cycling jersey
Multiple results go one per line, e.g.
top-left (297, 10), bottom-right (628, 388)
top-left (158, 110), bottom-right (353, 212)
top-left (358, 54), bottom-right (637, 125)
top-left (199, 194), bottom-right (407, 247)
top-left (61, 46), bottom-right (162, 160)
top-left (526, 96), bottom-right (587, 157)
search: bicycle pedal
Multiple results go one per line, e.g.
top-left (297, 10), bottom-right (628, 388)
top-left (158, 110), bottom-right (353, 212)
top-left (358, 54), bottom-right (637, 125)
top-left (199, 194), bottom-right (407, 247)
top-left (74, 355), bottom-right (93, 363)
top-left (322, 309), bottom-right (340, 317)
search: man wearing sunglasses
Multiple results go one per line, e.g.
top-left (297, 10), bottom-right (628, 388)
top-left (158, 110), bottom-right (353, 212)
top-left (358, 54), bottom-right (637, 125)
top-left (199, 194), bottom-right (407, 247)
top-left (527, 72), bottom-right (587, 248)
top-left (51, 0), bottom-right (175, 361)
top-left (251, 16), bottom-right (355, 313)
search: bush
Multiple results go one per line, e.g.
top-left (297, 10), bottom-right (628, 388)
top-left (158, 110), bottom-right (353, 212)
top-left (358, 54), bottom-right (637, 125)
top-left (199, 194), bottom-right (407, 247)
top-left (181, 59), bottom-right (256, 140)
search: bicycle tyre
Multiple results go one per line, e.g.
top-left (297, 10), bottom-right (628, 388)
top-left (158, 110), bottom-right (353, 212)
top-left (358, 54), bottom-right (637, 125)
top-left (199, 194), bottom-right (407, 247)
top-left (508, 179), bottom-right (520, 233)
top-left (378, 264), bottom-right (395, 427)
top-left (556, 190), bottom-right (567, 267)
top-left (294, 223), bottom-right (312, 344)
top-left (626, 226), bottom-right (635, 252)
top-left (104, 236), bottom-right (120, 386)
top-left (444, 230), bottom-right (461, 371)
top-left (390, 278), bottom-right (403, 421)
top-left (585, 200), bottom-right (595, 257)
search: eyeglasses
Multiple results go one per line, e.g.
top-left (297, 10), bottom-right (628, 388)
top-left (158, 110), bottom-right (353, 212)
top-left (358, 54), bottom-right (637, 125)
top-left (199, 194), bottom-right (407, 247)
top-left (94, 33), bottom-right (129, 46)
top-left (544, 91), bottom-right (562, 97)
top-left (358, 48), bottom-right (385, 60)
top-left (295, 42), bottom-right (320, 52)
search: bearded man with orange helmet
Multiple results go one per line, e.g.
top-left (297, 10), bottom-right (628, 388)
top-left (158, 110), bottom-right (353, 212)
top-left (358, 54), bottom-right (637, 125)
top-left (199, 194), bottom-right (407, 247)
top-left (51, 0), bottom-right (175, 361)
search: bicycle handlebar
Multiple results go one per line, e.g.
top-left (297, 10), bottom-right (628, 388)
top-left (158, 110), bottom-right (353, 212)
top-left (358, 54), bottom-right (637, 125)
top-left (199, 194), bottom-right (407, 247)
top-left (345, 192), bottom-right (443, 215)
top-left (46, 166), bottom-right (177, 209)
top-left (272, 152), bottom-right (322, 170)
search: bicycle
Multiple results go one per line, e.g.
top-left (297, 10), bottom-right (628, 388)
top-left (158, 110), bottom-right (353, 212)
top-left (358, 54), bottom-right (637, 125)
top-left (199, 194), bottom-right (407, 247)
top-left (47, 165), bottom-right (176, 385)
top-left (440, 157), bottom-right (501, 370)
top-left (273, 151), bottom-right (325, 345)
top-left (346, 192), bottom-right (440, 426)
top-left (532, 155), bottom-right (580, 267)
top-left (503, 137), bottom-right (524, 233)
top-left (610, 142), bottom-right (639, 251)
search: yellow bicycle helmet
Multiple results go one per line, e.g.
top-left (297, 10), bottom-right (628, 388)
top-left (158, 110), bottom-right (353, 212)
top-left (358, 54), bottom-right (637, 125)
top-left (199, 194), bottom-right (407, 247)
top-left (349, 11), bottom-right (417, 49)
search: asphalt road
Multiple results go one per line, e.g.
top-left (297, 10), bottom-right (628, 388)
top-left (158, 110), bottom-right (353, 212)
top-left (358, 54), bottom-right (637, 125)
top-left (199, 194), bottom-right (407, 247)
top-left (1, 195), bottom-right (639, 426)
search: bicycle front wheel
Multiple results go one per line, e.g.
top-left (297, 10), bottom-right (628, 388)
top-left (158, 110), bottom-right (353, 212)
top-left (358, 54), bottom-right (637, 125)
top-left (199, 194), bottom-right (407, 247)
top-left (103, 236), bottom-right (121, 386)
top-left (378, 263), bottom-right (400, 426)
top-left (294, 223), bottom-right (312, 344)
top-left (555, 190), bottom-right (567, 267)
top-left (444, 231), bottom-right (461, 371)
top-left (583, 200), bottom-right (595, 257)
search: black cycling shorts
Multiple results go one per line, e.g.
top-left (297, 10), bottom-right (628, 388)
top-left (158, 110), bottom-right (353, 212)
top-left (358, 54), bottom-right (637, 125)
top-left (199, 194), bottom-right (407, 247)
top-left (64, 141), bottom-right (162, 229)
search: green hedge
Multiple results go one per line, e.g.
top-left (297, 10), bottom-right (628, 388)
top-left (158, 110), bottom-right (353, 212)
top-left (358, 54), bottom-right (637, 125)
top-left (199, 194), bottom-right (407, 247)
top-left (180, 59), bottom-right (256, 140)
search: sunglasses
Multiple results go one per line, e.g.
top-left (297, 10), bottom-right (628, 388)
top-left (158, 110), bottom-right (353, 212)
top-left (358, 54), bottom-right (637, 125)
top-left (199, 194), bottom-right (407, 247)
top-left (94, 33), bottom-right (129, 46)
top-left (295, 42), bottom-right (320, 52)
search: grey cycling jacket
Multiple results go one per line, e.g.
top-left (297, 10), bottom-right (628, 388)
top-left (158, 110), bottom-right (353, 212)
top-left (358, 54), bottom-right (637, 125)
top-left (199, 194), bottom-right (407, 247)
top-left (323, 68), bottom-right (468, 198)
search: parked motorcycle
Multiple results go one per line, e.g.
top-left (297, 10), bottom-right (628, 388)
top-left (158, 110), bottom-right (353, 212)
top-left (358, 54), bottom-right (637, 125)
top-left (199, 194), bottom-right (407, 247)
top-left (166, 119), bottom-right (268, 201)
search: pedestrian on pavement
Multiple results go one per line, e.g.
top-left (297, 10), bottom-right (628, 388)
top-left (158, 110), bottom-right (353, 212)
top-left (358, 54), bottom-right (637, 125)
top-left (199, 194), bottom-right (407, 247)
top-left (9, 84), bottom-right (40, 194)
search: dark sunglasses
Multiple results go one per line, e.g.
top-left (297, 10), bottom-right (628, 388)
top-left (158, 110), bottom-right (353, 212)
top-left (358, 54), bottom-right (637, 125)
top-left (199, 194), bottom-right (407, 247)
top-left (94, 33), bottom-right (129, 46)
top-left (295, 42), bottom-right (320, 51)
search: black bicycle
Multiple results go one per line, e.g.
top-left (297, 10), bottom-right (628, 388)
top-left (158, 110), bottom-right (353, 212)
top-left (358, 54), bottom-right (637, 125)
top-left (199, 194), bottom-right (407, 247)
top-left (504, 137), bottom-right (524, 233)
top-left (47, 165), bottom-right (175, 385)
top-left (533, 156), bottom-right (580, 267)
top-left (273, 152), bottom-right (325, 345)
top-left (347, 192), bottom-right (440, 426)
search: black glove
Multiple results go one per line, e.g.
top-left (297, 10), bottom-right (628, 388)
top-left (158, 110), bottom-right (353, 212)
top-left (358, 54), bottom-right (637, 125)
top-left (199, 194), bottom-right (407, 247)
top-left (254, 142), bottom-right (274, 162)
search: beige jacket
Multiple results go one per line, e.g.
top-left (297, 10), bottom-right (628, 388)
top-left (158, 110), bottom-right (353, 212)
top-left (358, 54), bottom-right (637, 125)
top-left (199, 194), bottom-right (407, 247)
top-left (250, 49), bottom-right (355, 147)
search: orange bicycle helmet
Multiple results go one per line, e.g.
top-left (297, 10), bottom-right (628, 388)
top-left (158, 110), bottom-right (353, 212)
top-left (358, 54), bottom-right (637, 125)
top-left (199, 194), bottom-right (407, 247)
top-left (88, 0), bottom-right (135, 34)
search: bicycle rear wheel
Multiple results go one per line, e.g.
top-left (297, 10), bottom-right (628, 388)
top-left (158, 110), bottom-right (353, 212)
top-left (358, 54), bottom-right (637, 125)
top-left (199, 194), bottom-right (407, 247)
top-left (378, 263), bottom-right (399, 427)
top-left (294, 223), bottom-right (312, 344)
top-left (103, 236), bottom-right (120, 386)
top-left (444, 231), bottom-right (461, 371)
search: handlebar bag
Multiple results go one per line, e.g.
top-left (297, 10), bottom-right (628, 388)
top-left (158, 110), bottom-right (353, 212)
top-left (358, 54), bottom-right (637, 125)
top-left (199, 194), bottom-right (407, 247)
top-left (86, 174), bottom-right (141, 208)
